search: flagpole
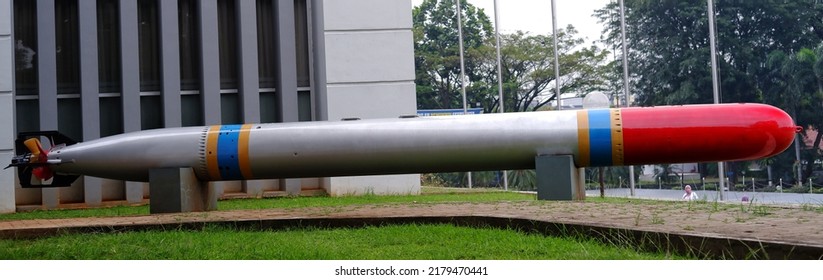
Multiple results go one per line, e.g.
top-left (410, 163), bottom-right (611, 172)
top-left (493, 0), bottom-right (508, 190)
top-left (551, 0), bottom-right (561, 110)
top-left (455, 0), bottom-right (472, 188)
top-left (707, 0), bottom-right (725, 200)
top-left (618, 0), bottom-right (635, 196)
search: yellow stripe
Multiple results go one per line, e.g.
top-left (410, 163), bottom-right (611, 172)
top-left (610, 109), bottom-right (625, 165)
top-left (238, 124), bottom-right (254, 179)
top-left (576, 111), bottom-right (590, 167)
top-left (206, 125), bottom-right (221, 181)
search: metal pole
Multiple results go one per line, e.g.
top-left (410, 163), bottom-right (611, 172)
top-left (493, 0), bottom-right (508, 191)
top-left (794, 133), bottom-right (802, 187)
top-left (618, 0), bottom-right (635, 197)
top-left (455, 0), bottom-right (472, 188)
top-left (551, 0), bottom-right (561, 110)
top-left (707, 0), bottom-right (725, 200)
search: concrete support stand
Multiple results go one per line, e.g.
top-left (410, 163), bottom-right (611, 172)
top-left (149, 168), bottom-right (217, 214)
top-left (536, 155), bottom-right (586, 201)
top-left (281, 178), bottom-right (302, 196)
top-left (242, 180), bottom-right (266, 198)
top-left (83, 176), bottom-right (103, 207)
top-left (125, 181), bottom-right (146, 204)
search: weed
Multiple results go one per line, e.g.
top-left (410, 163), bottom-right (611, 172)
top-left (634, 212), bottom-right (643, 226)
top-left (800, 203), bottom-right (823, 213)
top-left (751, 205), bottom-right (771, 217)
top-left (650, 212), bottom-right (665, 225)
top-left (711, 199), bottom-right (720, 213)
top-left (733, 212), bottom-right (748, 223)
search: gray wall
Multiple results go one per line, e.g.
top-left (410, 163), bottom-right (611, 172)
top-left (320, 0), bottom-right (420, 196)
top-left (0, 0), bottom-right (420, 212)
top-left (0, 0), bottom-right (14, 213)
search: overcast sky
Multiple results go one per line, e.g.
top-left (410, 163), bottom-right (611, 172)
top-left (411, 0), bottom-right (613, 46)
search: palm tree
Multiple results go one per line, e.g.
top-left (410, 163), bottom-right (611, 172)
top-left (764, 47), bottom-right (823, 185)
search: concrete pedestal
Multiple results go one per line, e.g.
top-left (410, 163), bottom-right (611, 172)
top-left (280, 178), bottom-right (302, 196)
top-left (149, 168), bottom-right (218, 214)
top-left (536, 155), bottom-right (586, 201)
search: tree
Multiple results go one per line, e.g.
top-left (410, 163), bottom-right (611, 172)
top-left (596, 0), bottom-right (823, 185)
top-left (473, 29), bottom-right (611, 113)
top-left (413, 0), bottom-right (493, 110)
top-left (763, 47), bottom-right (823, 182)
top-left (595, 0), bottom-right (823, 106)
top-left (414, 0), bottom-right (611, 189)
top-left (414, 0), bottom-right (611, 113)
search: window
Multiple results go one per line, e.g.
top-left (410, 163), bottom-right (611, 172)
top-left (138, 0), bottom-right (160, 92)
top-left (179, 0), bottom-right (200, 91)
top-left (217, 0), bottom-right (238, 89)
top-left (257, 0), bottom-right (276, 89)
top-left (55, 0), bottom-right (80, 95)
top-left (97, 0), bottom-right (121, 94)
top-left (13, 0), bottom-right (38, 96)
top-left (295, 0), bottom-right (309, 88)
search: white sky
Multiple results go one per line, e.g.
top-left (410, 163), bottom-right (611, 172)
top-left (412, 0), bottom-right (613, 46)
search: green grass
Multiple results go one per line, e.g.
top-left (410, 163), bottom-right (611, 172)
top-left (0, 191), bottom-right (535, 221)
top-left (220, 191), bottom-right (535, 210)
top-left (0, 204), bottom-right (150, 221)
top-left (0, 223), bottom-right (686, 260)
top-left (9, 189), bottom-right (789, 260)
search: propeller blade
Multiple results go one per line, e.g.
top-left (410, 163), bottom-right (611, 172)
top-left (23, 138), bottom-right (44, 160)
top-left (11, 131), bottom-right (79, 188)
top-left (23, 137), bottom-right (53, 180)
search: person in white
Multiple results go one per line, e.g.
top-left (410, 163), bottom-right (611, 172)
top-left (682, 185), bottom-right (698, 201)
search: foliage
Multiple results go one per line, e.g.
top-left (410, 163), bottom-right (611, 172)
top-left (414, 0), bottom-right (611, 113)
top-left (596, 0), bottom-right (823, 106)
top-left (472, 29), bottom-right (612, 113)
top-left (413, 0), bottom-right (494, 110)
top-left (414, 0), bottom-right (611, 188)
top-left (762, 46), bottom-right (823, 182)
top-left (595, 0), bottom-right (823, 183)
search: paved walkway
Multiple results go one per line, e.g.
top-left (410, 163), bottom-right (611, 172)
top-left (587, 188), bottom-right (823, 205)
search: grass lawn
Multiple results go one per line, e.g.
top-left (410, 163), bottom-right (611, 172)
top-left (0, 188), bottom-right (694, 260)
top-left (0, 223), bottom-right (687, 260)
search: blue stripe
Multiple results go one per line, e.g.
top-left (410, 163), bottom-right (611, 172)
top-left (588, 110), bottom-right (612, 166)
top-left (217, 125), bottom-right (243, 180)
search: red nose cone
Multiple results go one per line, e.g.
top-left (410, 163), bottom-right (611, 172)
top-left (621, 103), bottom-right (797, 165)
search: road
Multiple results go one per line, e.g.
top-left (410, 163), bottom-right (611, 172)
top-left (585, 188), bottom-right (823, 206)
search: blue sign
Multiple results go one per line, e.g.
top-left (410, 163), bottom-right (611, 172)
top-left (417, 108), bottom-right (483, 116)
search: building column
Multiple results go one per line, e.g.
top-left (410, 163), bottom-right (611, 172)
top-left (319, 0), bottom-right (420, 196)
top-left (159, 0), bottom-right (181, 127)
top-left (37, 0), bottom-right (60, 208)
top-left (0, 0), bottom-right (16, 213)
top-left (199, 0), bottom-right (221, 126)
top-left (310, 0), bottom-right (328, 122)
top-left (238, 0), bottom-right (260, 123)
top-left (275, 0), bottom-right (302, 195)
top-left (120, 0), bottom-right (146, 204)
top-left (79, 0), bottom-right (102, 206)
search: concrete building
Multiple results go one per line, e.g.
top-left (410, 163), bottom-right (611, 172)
top-left (0, 0), bottom-right (420, 213)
